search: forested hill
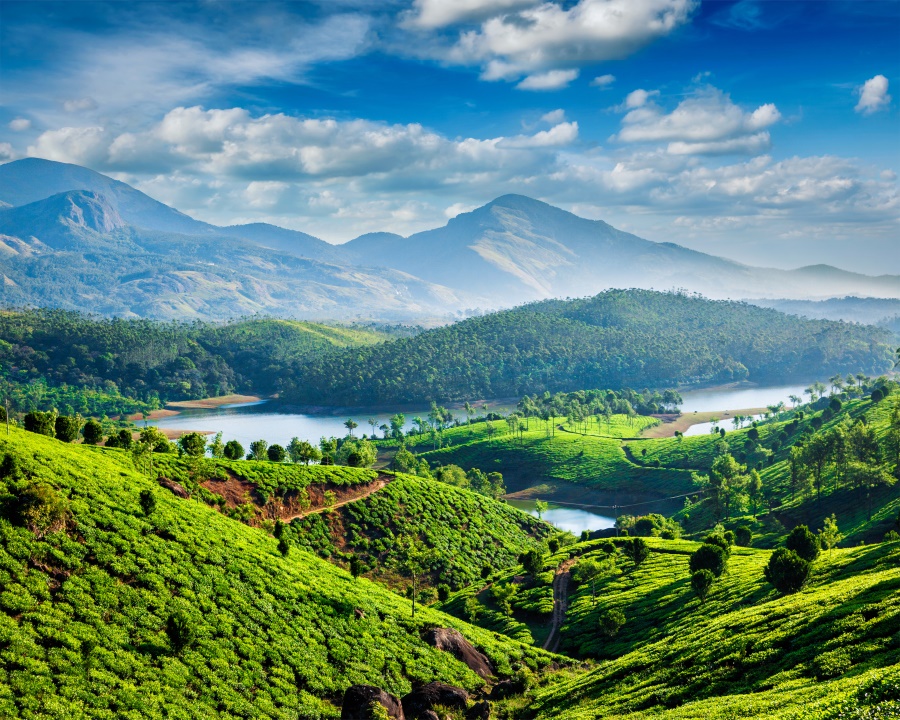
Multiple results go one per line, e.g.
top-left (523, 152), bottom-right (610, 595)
top-left (281, 290), bottom-right (896, 407)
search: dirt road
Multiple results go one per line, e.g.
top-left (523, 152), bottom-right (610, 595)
top-left (542, 558), bottom-right (576, 653)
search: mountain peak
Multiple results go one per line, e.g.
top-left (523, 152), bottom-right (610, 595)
top-left (57, 190), bottom-right (126, 233)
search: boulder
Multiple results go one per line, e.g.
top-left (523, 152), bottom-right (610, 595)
top-left (157, 476), bottom-right (189, 498)
top-left (466, 701), bottom-right (492, 719)
top-left (490, 677), bottom-right (525, 699)
top-left (401, 682), bottom-right (469, 719)
top-left (341, 684), bottom-right (405, 719)
top-left (423, 628), bottom-right (493, 679)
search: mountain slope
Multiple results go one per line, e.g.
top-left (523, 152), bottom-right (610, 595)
top-left (342, 194), bottom-right (900, 304)
top-left (0, 427), bottom-right (555, 717)
top-left (280, 289), bottom-right (896, 406)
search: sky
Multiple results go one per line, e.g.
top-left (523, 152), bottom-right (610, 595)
top-left (1, 0), bottom-right (898, 273)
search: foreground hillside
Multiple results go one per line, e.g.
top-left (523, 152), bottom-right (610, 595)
top-left (282, 289), bottom-right (895, 406)
top-left (0, 428), bottom-right (555, 718)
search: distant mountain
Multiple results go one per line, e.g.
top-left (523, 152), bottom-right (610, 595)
top-left (340, 194), bottom-right (900, 303)
top-left (0, 188), bottom-right (472, 321)
top-left (748, 296), bottom-right (900, 328)
top-left (0, 158), bottom-right (897, 321)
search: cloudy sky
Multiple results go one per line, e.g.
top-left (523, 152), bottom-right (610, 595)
top-left (1, 0), bottom-right (898, 272)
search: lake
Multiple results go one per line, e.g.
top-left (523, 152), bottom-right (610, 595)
top-left (506, 499), bottom-right (616, 534)
top-left (150, 382), bottom-right (814, 448)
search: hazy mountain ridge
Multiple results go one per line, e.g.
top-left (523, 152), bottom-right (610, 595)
top-left (0, 158), bottom-right (897, 321)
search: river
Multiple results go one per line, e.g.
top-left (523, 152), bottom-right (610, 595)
top-left (506, 499), bottom-right (616, 534)
top-left (150, 382), bottom-right (813, 447)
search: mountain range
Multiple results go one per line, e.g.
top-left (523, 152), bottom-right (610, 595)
top-left (0, 157), bottom-right (897, 321)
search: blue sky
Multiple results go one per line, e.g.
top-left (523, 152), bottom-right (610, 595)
top-left (1, 0), bottom-right (898, 272)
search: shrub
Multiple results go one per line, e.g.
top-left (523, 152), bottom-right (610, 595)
top-left (349, 555), bottom-right (362, 579)
top-left (437, 583), bottom-right (451, 602)
top-left (82, 419), bottom-right (103, 445)
top-left (179, 432), bottom-right (208, 458)
top-left (165, 612), bottom-right (195, 654)
top-left (871, 388), bottom-right (884, 402)
top-left (54, 415), bottom-right (81, 443)
top-left (139, 489), bottom-right (157, 516)
top-left (704, 533), bottom-right (732, 559)
top-left (24, 410), bottom-right (56, 437)
top-left (689, 543), bottom-right (727, 577)
top-left (15, 483), bottom-right (68, 537)
top-left (278, 537), bottom-right (290, 556)
top-left (884, 530), bottom-right (900, 543)
top-left (786, 525), bottom-right (820, 562)
top-left (765, 548), bottom-right (810, 594)
top-left (598, 608), bottom-right (626, 638)
top-left (520, 549), bottom-right (544, 577)
top-left (223, 440), bottom-right (244, 460)
top-left (267, 444), bottom-right (286, 463)
top-left (624, 537), bottom-right (650, 568)
top-left (691, 569), bottom-right (715, 603)
top-left (735, 526), bottom-right (753, 547)
top-left (548, 537), bottom-right (560, 553)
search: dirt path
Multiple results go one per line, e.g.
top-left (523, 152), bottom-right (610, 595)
top-left (542, 558), bottom-right (576, 653)
top-left (280, 477), bottom-right (391, 522)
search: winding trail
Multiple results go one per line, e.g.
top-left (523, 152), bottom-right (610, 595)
top-left (281, 477), bottom-right (391, 522)
top-left (542, 558), bottom-right (576, 653)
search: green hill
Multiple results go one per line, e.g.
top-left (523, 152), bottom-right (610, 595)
top-left (0, 428), bottom-right (556, 718)
top-left (0, 310), bottom-right (386, 416)
top-left (281, 289), bottom-right (894, 407)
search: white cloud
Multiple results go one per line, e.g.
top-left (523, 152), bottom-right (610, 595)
top-left (540, 109), bottom-right (567, 124)
top-left (407, 0), bottom-right (539, 28)
top-left (502, 122), bottom-right (579, 147)
top-left (8, 118), bottom-right (31, 131)
top-left (855, 75), bottom-right (891, 115)
top-left (615, 87), bottom-right (781, 155)
top-left (444, 202), bottom-right (478, 218)
top-left (243, 181), bottom-right (290, 209)
top-left (591, 74), bottom-right (616, 88)
top-left (63, 97), bottom-right (98, 113)
top-left (517, 70), bottom-right (579, 91)
top-left (623, 88), bottom-right (659, 109)
top-left (0, 143), bottom-right (14, 161)
top-left (446, 0), bottom-right (696, 83)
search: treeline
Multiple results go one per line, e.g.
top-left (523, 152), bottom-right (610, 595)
top-left (0, 309), bottom-right (382, 414)
top-left (280, 289), bottom-right (895, 406)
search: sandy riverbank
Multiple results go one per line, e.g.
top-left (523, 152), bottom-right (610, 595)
top-left (639, 407), bottom-right (768, 438)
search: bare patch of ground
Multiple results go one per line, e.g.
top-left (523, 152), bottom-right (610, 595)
top-left (639, 407), bottom-right (767, 439)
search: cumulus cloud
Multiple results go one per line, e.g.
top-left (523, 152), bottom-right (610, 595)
top-left (407, 0), bottom-right (539, 28)
top-left (855, 75), bottom-right (891, 115)
top-left (591, 74), bottom-right (616, 88)
top-left (63, 97), bottom-right (98, 113)
top-left (517, 70), bottom-right (579, 91)
top-left (614, 87), bottom-right (781, 155)
top-left (8, 118), bottom-right (31, 131)
top-left (540, 109), bottom-right (566, 124)
top-left (445, 0), bottom-right (696, 83)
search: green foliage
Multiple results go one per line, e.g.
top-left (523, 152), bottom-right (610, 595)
top-left (689, 542), bottom-right (727, 577)
top-left (267, 443), bottom-right (286, 463)
top-left (765, 548), bottom-right (811, 594)
top-left (735, 525), bottom-right (753, 547)
top-left (624, 537), bottom-right (650, 568)
top-left (598, 608), bottom-right (626, 638)
top-left (165, 611), bottom-right (195, 655)
top-left (249, 439), bottom-right (268, 461)
top-left (787, 524), bottom-right (821, 562)
top-left (23, 409), bottom-right (56, 437)
top-left (520, 549), bottom-right (544, 577)
top-left (223, 438), bottom-right (244, 460)
top-left (138, 488), bottom-right (157, 516)
top-left (691, 569), bottom-right (715, 603)
top-left (281, 290), bottom-right (893, 406)
top-left (82, 418), bottom-right (103, 445)
top-left (177, 431), bottom-right (207, 457)
top-left (12, 480), bottom-right (68, 537)
top-left (53, 414), bottom-right (81, 443)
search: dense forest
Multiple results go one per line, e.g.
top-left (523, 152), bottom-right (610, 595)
top-left (0, 310), bottom-right (385, 415)
top-left (281, 290), bottom-right (895, 406)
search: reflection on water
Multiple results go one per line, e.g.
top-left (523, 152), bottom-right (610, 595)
top-left (507, 499), bottom-right (615, 534)
top-left (683, 413), bottom-right (765, 437)
top-left (678, 384), bottom-right (810, 413)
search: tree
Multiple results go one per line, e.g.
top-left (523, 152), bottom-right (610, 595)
top-left (765, 548), bottom-right (810, 594)
top-left (208, 432), bottom-right (225, 459)
top-left (520, 549), bottom-right (543, 578)
top-left (267, 444), bottom-right (286, 462)
top-left (395, 536), bottom-right (433, 618)
top-left (178, 432), bottom-right (207, 458)
top-left (343, 418), bottom-right (358, 437)
top-left (490, 582), bottom-right (518, 616)
top-left (223, 439), bottom-right (244, 460)
top-left (818, 514), bottom-right (842, 550)
top-left (788, 446), bottom-right (810, 501)
top-left (288, 437), bottom-right (320, 465)
top-left (689, 543), bottom-right (727, 577)
top-left (735, 526), bottom-right (753, 547)
top-left (368, 418), bottom-right (377, 438)
top-left (349, 555), bottom-right (362, 579)
top-left (165, 612), bottom-right (195, 655)
top-left (24, 410), bottom-right (56, 437)
top-left (786, 525), bottom-right (820, 562)
top-left (803, 434), bottom-right (830, 502)
top-left (710, 454), bottom-right (747, 520)
top-left (390, 413), bottom-right (406, 439)
top-left (573, 557), bottom-right (605, 605)
top-left (335, 438), bottom-right (377, 467)
top-left (139, 489), bottom-right (157, 516)
top-left (598, 608), bottom-right (625, 638)
top-left (624, 537), bottom-right (650, 568)
top-left (691, 569), bottom-right (715, 603)
top-left (534, 499), bottom-right (549, 520)
top-left (82, 419), bottom-right (103, 445)
top-left (847, 460), bottom-right (896, 520)
top-left (249, 440), bottom-right (268, 461)
top-left (54, 415), bottom-right (81, 443)
top-left (277, 536), bottom-right (290, 556)
top-left (464, 596), bottom-right (481, 622)
top-left (747, 469), bottom-right (763, 517)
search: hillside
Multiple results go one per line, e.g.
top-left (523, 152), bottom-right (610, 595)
top-left (0, 427), bottom-right (557, 717)
top-left (748, 296), bottom-right (900, 328)
top-left (0, 310), bottom-right (387, 415)
top-left (281, 289), bottom-right (895, 406)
